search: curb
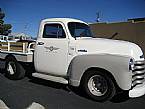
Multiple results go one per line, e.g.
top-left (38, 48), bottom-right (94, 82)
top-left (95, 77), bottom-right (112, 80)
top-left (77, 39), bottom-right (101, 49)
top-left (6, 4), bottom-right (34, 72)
top-left (27, 102), bottom-right (45, 109)
top-left (0, 100), bottom-right (9, 109)
top-left (0, 100), bottom-right (45, 109)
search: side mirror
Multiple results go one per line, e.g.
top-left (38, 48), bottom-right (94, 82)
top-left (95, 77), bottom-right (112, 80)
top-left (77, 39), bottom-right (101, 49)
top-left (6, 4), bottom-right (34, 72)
top-left (109, 32), bottom-right (118, 39)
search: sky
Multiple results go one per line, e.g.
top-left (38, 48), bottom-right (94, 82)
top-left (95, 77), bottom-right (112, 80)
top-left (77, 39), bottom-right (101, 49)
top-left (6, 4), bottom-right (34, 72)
top-left (0, 0), bottom-right (145, 38)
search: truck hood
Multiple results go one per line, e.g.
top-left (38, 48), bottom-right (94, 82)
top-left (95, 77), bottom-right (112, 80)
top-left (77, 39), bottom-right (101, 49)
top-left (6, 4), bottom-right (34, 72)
top-left (76, 38), bottom-right (143, 60)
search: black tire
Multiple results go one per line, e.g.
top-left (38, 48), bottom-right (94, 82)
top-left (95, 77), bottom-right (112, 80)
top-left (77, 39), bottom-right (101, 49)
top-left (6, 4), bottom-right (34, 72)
top-left (81, 70), bottom-right (116, 102)
top-left (5, 56), bottom-right (25, 80)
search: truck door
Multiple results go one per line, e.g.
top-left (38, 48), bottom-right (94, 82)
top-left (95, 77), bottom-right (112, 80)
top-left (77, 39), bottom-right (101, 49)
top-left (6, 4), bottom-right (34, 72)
top-left (35, 22), bottom-right (69, 76)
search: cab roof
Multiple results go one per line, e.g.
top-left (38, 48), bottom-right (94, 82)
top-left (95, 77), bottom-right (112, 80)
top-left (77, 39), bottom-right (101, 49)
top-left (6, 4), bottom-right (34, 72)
top-left (41, 18), bottom-right (88, 25)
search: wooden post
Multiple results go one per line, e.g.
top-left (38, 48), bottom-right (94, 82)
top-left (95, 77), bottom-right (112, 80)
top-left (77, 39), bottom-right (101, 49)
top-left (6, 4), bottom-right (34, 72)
top-left (23, 43), bottom-right (25, 53)
top-left (8, 42), bottom-right (10, 51)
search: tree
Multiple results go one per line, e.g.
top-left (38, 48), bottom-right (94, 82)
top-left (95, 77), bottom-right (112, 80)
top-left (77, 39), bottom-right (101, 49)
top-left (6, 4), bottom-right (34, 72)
top-left (0, 8), bottom-right (12, 35)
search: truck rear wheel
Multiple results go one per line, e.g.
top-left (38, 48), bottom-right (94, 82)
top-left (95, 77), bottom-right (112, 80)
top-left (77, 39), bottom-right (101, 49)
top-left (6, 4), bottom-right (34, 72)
top-left (5, 57), bottom-right (25, 80)
top-left (82, 70), bottom-right (116, 102)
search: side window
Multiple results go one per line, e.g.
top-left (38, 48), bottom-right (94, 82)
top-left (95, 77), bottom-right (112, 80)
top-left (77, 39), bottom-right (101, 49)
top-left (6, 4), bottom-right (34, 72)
top-left (43, 24), bottom-right (66, 38)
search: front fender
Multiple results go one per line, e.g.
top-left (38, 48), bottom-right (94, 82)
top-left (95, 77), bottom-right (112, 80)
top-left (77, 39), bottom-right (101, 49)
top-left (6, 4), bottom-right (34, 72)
top-left (69, 54), bottom-right (132, 90)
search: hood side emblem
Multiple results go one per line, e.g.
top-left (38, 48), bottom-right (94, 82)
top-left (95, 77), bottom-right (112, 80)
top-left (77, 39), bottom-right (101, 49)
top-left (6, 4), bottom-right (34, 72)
top-left (78, 49), bottom-right (87, 52)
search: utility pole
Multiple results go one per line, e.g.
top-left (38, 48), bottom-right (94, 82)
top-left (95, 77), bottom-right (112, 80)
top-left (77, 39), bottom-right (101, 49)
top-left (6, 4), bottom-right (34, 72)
top-left (96, 12), bottom-right (100, 22)
top-left (23, 23), bottom-right (28, 39)
top-left (24, 23), bottom-right (28, 39)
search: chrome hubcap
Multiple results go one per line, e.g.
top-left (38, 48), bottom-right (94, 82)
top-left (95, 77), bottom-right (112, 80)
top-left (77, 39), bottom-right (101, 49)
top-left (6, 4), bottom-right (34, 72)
top-left (7, 62), bottom-right (16, 75)
top-left (88, 75), bottom-right (108, 96)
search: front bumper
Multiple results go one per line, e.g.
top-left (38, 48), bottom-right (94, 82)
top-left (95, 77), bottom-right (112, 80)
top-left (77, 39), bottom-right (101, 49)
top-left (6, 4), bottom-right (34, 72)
top-left (129, 81), bottom-right (145, 98)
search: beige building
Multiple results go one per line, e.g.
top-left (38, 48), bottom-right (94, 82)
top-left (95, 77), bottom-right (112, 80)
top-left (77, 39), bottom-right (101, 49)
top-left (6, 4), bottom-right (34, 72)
top-left (90, 18), bottom-right (145, 54)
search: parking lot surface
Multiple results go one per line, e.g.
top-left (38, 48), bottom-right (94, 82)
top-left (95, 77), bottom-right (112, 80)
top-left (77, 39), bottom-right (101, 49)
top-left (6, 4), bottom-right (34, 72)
top-left (0, 72), bottom-right (145, 109)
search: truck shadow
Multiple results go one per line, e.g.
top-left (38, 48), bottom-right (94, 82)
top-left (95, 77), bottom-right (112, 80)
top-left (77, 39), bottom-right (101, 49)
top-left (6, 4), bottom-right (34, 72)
top-left (29, 77), bottom-right (130, 103)
top-left (29, 77), bottom-right (67, 90)
top-left (29, 77), bottom-right (93, 100)
top-left (69, 86), bottom-right (130, 103)
top-left (0, 69), bottom-right (5, 74)
top-left (110, 91), bottom-right (130, 103)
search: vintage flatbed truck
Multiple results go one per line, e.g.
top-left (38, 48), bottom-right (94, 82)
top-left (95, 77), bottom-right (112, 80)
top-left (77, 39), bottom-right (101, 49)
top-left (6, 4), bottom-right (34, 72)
top-left (0, 18), bottom-right (145, 102)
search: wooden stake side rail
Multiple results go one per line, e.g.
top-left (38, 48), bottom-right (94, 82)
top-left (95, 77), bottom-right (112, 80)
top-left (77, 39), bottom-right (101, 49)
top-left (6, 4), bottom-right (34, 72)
top-left (0, 42), bottom-right (29, 53)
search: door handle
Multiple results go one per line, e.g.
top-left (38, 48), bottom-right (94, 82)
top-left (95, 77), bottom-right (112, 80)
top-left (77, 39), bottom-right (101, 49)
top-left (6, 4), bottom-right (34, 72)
top-left (37, 42), bottom-right (44, 45)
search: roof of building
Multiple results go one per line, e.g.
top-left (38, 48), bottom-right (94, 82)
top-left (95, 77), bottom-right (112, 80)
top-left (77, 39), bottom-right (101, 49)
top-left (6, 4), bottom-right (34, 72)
top-left (128, 17), bottom-right (145, 22)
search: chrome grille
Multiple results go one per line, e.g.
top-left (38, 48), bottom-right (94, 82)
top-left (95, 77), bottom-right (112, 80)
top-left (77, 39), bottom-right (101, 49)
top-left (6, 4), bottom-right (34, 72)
top-left (132, 60), bottom-right (145, 88)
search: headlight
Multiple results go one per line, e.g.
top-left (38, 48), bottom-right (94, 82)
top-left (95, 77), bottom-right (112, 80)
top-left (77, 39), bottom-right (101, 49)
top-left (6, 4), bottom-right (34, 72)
top-left (140, 54), bottom-right (144, 59)
top-left (129, 58), bottom-right (135, 71)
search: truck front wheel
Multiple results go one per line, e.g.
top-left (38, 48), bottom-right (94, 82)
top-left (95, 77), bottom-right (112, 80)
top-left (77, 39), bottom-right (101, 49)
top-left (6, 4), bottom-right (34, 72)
top-left (5, 57), bottom-right (25, 80)
top-left (82, 70), bottom-right (116, 102)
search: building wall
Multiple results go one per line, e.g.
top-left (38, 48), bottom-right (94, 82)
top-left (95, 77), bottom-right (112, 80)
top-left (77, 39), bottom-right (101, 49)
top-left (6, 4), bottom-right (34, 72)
top-left (90, 21), bottom-right (145, 55)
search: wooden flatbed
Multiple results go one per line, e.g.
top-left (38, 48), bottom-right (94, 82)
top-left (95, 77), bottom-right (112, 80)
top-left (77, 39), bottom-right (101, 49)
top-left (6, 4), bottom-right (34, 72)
top-left (0, 41), bottom-right (35, 62)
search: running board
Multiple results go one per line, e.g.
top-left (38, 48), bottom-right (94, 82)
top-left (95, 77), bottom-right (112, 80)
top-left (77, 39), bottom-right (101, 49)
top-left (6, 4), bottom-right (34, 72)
top-left (32, 73), bottom-right (68, 84)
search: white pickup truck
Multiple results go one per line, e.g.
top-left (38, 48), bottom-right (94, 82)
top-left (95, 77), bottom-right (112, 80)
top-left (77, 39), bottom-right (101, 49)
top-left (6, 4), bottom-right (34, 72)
top-left (0, 18), bottom-right (145, 102)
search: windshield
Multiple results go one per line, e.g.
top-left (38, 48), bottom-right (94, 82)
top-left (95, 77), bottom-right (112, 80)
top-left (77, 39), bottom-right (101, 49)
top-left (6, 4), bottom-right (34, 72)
top-left (68, 22), bottom-right (93, 38)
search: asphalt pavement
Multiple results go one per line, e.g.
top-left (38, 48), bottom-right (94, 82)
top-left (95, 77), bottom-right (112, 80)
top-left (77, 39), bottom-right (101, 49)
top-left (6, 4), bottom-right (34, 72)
top-left (0, 71), bottom-right (145, 109)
